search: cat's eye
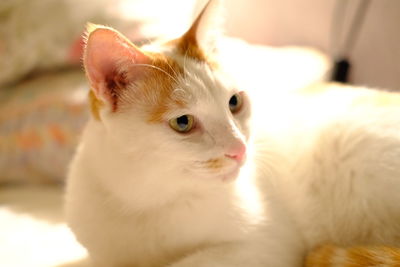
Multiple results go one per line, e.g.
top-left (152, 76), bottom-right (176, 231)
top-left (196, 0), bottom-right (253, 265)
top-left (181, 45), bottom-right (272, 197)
top-left (229, 93), bottom-right (243, 114)
top-left (169, 115), bottom-right (195, 133)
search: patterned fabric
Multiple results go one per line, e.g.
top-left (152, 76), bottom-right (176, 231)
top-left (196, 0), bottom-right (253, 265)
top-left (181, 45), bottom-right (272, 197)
top-left (0, 70), bottom-right (89, 184)
top-left (0, 0), bottom-right (152, 87)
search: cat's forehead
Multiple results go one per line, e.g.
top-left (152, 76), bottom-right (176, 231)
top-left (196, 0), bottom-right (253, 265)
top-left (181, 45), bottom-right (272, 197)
top-left (180, 60), bottom-right (226, 96)
top-left (142, 41), bottom-right (227, 96)
top-left (132, 49), bottom-right (231, 123)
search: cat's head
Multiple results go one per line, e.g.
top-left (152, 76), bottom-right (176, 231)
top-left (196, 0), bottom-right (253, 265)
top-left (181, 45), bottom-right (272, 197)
top-left (83, 1), bottom-right (252, 181)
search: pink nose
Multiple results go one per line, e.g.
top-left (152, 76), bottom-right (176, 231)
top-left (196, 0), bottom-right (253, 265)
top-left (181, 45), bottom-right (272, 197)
top-left (225, 143), bottom-right (246, 163)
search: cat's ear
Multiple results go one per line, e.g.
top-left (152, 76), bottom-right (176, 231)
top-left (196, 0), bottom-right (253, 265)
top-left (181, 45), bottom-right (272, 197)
top-left (83, 24), bottom-right (151, 111)
top-left (176, 0), bottom-right (223, 60)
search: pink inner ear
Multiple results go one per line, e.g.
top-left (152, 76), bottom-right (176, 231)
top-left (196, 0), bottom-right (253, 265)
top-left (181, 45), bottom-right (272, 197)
top-left (84, 27), bottom-right (150, 109)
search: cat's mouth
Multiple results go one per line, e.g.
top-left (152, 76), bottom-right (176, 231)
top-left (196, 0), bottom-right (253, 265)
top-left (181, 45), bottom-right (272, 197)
top-left (193, 157), bottom-right (246, 182)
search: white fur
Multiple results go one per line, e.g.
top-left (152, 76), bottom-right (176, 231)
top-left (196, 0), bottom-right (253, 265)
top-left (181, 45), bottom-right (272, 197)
top-left (256, 83), bottom-right (400, 249)
top-left (65, 54), bottom-right (304, 267)
top-left (66, 32), bottom-right (400, 267)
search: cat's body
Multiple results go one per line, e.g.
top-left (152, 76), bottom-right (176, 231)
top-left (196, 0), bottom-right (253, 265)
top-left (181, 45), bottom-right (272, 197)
top-left (65, 2), bottom-right (400, 266)
top-left (307, 244), bottom-right (400, 266)
top-left (66, 118), bottom-right (303, 267)
top-left (254, 83), bottom-right (400, 249)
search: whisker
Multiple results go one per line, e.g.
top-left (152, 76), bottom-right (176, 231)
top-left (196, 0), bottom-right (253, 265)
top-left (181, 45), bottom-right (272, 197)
top-left (160, 57), bottom-right (180, 81)
top-left (133, 63), bottom-right (180, 84)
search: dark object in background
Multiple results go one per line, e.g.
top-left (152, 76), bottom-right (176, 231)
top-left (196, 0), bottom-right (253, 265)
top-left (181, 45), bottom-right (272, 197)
top-left (331, 59), bottom-right (350, 83)
top-left (330, 0), bottom-right (371, 84)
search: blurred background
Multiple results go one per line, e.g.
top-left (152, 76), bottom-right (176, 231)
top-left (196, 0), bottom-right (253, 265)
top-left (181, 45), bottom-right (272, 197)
top-left (0, 1), bottom-right (398, 266)
top-left (223, 0), bottom-right (400, 90)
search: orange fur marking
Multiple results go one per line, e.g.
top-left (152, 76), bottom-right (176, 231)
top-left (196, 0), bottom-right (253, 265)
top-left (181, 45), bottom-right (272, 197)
top-left (306, 245), bottom-right (400, 267)
top-left (345, 247), bottom-right (381, 267)
top-left (87, 49), bottom-right (188, 123)
top-left (383, 247), bottom-right (400, 263)
top-left (168, 0), bottom-right (210, 63)
top-left (89, 90), bottom-right (103, 120)
top-left (175, 0), bottom-right (209, 62)
top-left (205, 158), bottom-right (224, 169)
top-left (172, 36), bottom-right (208, 63)
top-left (306, 245), bottom-right (335, 267)
top-left (137, 54), bottom-right (186, 123)
top-left (86, 0), bottom-right (215, 121)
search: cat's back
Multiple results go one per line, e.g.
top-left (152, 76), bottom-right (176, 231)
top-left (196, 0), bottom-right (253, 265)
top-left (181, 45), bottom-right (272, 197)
top-left (258, 82), bottom-right (400, 148)
top-left (257, 82), bottom-right (400, 249)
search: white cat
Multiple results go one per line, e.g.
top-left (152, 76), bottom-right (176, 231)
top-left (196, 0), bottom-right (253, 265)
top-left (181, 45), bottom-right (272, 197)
top-left (254, 83), bottom-right (400, 259)
top-left (65, 2), bottom-right (400, 267)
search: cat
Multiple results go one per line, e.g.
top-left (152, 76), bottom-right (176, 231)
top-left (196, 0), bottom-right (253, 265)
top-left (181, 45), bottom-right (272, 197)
top-left (306, 244), bottom-right (400, 266)
top-left (257, 82), bottom-right (400, 266)
top-left (65, 1), bottom-right (400, 267)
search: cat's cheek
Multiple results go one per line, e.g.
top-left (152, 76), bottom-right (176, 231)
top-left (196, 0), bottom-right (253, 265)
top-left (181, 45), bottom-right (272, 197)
top-left (235, 106), bottom-right (252, 140)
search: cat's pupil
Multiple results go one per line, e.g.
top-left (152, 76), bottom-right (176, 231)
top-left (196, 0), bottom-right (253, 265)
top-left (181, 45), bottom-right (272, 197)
top-left (177, 115), bottom-right (189, 128)
top-left (229, 95), bottom-right (238, 108)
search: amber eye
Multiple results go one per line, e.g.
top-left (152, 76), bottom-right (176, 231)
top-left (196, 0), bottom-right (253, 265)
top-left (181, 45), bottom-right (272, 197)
top-left (229, 93), bottom-right (243, 113)
top-left (169, 115), bottom-right (195, 133)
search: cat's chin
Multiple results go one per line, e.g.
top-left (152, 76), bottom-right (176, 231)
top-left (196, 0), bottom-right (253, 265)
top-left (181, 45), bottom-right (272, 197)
top-left (216, 160), bottom-right (247, 182)
top-left (221, 157), bottom-right (248, 182)
top-left (221, 167), bottom-right (241, 182)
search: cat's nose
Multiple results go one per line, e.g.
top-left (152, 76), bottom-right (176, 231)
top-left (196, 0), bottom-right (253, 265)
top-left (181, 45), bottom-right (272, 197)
top-left (225, 142), bottom-right (246, 163)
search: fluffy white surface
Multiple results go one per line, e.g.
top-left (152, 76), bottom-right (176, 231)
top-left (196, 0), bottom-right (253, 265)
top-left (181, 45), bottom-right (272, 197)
top-left (0, 185), bottom-right (89, 267)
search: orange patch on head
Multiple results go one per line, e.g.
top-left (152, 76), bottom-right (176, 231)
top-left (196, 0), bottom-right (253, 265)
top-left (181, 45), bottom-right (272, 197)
top-left (87, 52), bottom-right (187, 123)
top-left (169, 29), bottom-right (219, 69)
top-left (172, 0), bottom-right (208, 63)
top-left (170, 36), bottom-right (208, 63)
top-left (167, 0), bottom-right (216, 65)
top-left (134, 54), bottom-right (187, 123)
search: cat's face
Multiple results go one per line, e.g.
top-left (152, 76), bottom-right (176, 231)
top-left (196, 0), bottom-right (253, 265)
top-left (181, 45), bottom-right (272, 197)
top-left (83, 3), bottom-right (251, 181)
top-left (105, 57), bottom-right (251, 181)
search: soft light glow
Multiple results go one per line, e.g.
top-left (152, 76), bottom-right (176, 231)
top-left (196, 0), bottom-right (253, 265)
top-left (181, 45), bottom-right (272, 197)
top-left (115, 0), bottom-right (197, 39)
top-left (0, 208), bottom-right (87, 267)
top-left (234, 157), bottom-right (265, 225)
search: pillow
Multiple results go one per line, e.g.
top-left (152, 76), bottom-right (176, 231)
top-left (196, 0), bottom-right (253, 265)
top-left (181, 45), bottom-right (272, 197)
top-left (0, 0), bottom-right (164, 87)
top-left (0, 70), bottom-right (88, 184)
top-left (0, 0), bottom-right (200, 184)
